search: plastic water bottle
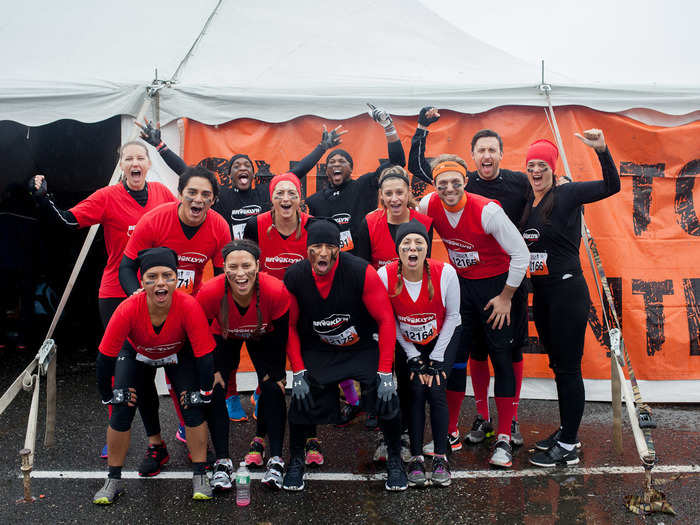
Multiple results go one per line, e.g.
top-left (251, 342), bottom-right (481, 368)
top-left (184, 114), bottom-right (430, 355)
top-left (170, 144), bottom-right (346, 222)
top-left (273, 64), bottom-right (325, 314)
top-left (235, 461), bottom-right (251, 506)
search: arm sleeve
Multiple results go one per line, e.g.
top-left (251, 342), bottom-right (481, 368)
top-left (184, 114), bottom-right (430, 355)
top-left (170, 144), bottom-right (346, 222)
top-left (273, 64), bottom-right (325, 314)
top-left (35, 194), bottom-right (80, 229)
top-left (291, 144), bottom-right (325, 178)
top-left (118, 254), bottom-right (141, 296)
top-left (569, 148), bottom-right (621, 206)
top-left (98, 302), bottom-right (132, 357)
top-left (417, 193), bottom-right (431, 215)
top-left (482, 203), bottom-right (529, 288)
top-left (285, 293), bottom-right (305, 372)
top-left (95, 352), bottom-right (117, 402)
top-left (407, 128), bottom-right (434, 185)
top-left (354, 218), bottom-right (372, 262)
top-left (243, 216), bottom-right (259, 244)
top-left (159, 148), bottom-right (188, 175)
top-left (387, 137), bottom-right (406, 167)
top-left (428, 265), bottom-right (461, 363)
top-left (362, 266), bottom-right (396, 373)
top-left (195, 352), bottom-right (215, 392)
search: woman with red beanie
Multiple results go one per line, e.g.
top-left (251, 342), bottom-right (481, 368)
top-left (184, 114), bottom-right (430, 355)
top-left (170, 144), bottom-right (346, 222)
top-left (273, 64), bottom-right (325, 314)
top-left (519, 130), bottom-right (620, 467)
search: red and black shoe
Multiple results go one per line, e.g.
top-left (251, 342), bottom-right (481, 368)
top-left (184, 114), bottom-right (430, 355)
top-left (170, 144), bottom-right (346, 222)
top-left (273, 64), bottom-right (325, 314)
top-left (138, 442), bottom-right (169, 477)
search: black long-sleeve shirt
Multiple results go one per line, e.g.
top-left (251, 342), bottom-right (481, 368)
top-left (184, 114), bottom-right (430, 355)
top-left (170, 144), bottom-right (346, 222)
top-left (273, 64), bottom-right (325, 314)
top-left (522, 148), bottom-right (620, 283)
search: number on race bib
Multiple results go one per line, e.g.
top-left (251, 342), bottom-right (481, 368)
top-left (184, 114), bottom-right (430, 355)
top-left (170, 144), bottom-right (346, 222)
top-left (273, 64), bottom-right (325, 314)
top-left (340, 230), bottom-right (354, 252)
top-left (399, 319), bottom-right (438, 344)
top-left (176, 269), bottom-right (196, 295)
top-left (529, 252), bottom-right (549, 276)
top-left (319, 326), bottom-right (359, 346)
top-left (447, 250), bottom-right (480, 269)
top-left (231, 223), bottom-right (246, 240)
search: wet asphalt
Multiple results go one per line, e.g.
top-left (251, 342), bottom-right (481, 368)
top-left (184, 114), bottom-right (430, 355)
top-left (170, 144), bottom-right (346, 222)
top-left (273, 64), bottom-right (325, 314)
top-left (0, 351), bottom-right (698, 524)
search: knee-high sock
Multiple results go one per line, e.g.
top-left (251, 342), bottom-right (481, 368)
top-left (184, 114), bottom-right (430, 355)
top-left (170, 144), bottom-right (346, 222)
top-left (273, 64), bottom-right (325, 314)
top-left (340, 379), bottom-right (359, 406)
top-left (470, 359), bottom-right (491, 420)
top-left (445, 389), bottom-right (464, 435)
top-left (512, 360), bottom-right (523, 422)
top-left (494, 396), bottom-right (515, 438)
top-left (226, 369), bottom-right (238, 398)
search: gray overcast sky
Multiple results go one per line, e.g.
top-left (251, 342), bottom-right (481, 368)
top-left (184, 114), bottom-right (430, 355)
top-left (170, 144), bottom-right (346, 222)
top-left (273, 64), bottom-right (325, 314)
top-left (419, 0), bottom-right (700, 85)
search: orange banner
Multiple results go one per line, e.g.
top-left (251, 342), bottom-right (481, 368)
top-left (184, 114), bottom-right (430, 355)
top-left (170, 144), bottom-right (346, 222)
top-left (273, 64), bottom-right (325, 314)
top-left (183, 107), bottom-right (700, 381)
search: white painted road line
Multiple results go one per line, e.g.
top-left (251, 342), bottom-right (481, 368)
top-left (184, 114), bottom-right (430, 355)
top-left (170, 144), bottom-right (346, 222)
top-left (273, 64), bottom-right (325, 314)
top-left (30, 465), bottom-right (700, 481)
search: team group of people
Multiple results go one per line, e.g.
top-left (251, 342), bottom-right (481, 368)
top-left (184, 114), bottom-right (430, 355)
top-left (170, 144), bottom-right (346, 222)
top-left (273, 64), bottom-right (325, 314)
top-left (29, 105), bottom-right (620, 505)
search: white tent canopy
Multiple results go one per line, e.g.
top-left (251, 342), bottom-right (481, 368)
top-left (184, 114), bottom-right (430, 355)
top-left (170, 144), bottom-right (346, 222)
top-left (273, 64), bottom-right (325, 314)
top-left (2, 0), bottom-right (699, 127)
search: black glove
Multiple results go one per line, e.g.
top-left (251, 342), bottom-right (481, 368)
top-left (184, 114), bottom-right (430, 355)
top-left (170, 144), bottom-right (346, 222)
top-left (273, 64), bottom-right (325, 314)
top-left (291, 370), bottom-right (314, 413)
top-left (139, 119), bottom-right (165, 149)
top-left (425, 360), bottom-right (445, 385)
top-left (375, 372), bottom-right (399, 417)
top-left (320, 128), bottom-right (342, 150)
top-left (102, 388), bottom-right (136, 406)
top-left (28, 176), bottom-right (47, 198)
top-left (418, 106), bottom-right (440, 127)
top-left (407, 356), bottom-right (426, 376)
top-left (180, 389), bottom-right (212, 409)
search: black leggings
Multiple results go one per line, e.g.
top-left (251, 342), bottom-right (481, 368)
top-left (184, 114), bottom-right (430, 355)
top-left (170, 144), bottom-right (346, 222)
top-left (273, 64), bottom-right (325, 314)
top-left (110, 343), bottom-right (205, 433)
top-left (446, 274), bottom-right (521, 397)
top-left (532, 273), bottom-right (590, 445)
top-left (394, 344), bottom-right (411, 433)
top-left (98, 297), bottom-right (125, 329)
top-left (208, 335), bottom-right (287, 459)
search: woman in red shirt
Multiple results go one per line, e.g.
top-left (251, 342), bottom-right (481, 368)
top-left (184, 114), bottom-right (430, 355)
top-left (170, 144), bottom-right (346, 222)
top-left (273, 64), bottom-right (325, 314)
top-left (92, 247), bottom-right (216, 505)
top-left (197, 239), bottom-right (290, 491)
top-left (378, 220), bottom-right (461, 488)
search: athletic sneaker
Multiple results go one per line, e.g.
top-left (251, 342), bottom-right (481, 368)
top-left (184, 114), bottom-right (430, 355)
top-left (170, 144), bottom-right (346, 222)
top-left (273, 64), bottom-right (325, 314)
top-left (406, 456), bottom-right (427, 487)
top-left (100, 444), bottom-right (108, 459)
top-left (335, 401), bottom-right (362, 428)
top-left (373, 436), bottom-right (388, 463)
top-left (304, 438), bottom-right (324, 466)
top-left (529, 443), bottom-right (580, 467)
top-left (282, 456), bottom-right (305, 491)
top-left (489, 439), bottom-right (513, 468)
top-left (511, 420), bottom-right (524, 447)
top-left (226, 394), bottom-right (248, 422)
top-left (400, 432), bottom-right (412, 463)
top-left (465, 415), bottom-right (494, 444)
top-left (192, 472), bottom-right (213, 500)
top-left (211, 458), bottom-right (233, 491)
top-left (176, 424), bottom-right (186, 444)
top-left (138, 442), bottom-right (169, 477)
top-left (422, 431), bottom-right (462, 456)
top-left (385, 455), bottom-right (408, 491)
top-left (431, 455), bottom-right (452, 487)
top-left (244, 437), bottom-right (266, 467)
top-left (92, 478), bottom-right (123, 505)
top-left (250, 391), bottom-right (260, 420)
top-left (365, 412), bottom-right (379, 430)
top-left (535, 428), bottom-right (582, 451)
top-left (261, 456), bottom-right (285, 490)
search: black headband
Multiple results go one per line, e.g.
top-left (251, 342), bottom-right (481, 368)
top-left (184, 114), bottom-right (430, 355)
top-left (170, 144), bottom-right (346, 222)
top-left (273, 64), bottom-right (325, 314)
top-left (306, 217), bottom-right (341, 247)
top-left (222, 240), bottom-right (260, 262)
top-left (138, 247), bottom-right (178, 275)
top-left (394, 219), bottom-right (430, 253)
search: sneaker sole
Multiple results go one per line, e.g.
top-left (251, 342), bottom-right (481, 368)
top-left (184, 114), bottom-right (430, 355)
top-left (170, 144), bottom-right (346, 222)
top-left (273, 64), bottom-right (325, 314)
top-left (450, 442), bottom-right (463, 452)
top-left (262, 479), bottom-right (282, 491)
top-left (192, 492), bottom-right (213, 500)
top-left (431, 478), bottom-right (452, 487)
top-left (385, 483), bottom-right (408, 491)
top-left (408, 479), bottom-right (427, 488)
top-left (305, 457), bottom-right (324, 466)
top-left (245, 456), bottom-right (265, 467)
top-left (282, 483), bottom-right (305, 491)
top-left (228, 415), bottom-right (248, 422)
top-left (212, 484), bottom-right (232, 491)
top-left (489, 459), bottom-right (513, 468)
top-left (529, 456), bottom-right (580, 468)
top-left (93, 494), bottom-right (121, 505)
top-left (535, 441), bottom-right (582, 452)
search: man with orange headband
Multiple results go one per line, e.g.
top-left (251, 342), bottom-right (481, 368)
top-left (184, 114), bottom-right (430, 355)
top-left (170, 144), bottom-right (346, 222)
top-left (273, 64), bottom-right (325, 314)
top-left (416, 153), bottom-right (529, 468)
top-left (408, 109), bottom-right (535, 452)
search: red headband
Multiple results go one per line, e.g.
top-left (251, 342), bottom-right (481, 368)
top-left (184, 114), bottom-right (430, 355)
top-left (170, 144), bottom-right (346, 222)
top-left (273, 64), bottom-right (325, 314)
top-left (526, 139), bottom-right (559, 172)
top-left (269, 172), bottom-right (301, 199)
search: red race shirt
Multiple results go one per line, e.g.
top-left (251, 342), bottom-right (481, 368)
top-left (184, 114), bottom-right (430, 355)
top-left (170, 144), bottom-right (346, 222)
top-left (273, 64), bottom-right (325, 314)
top-left (256, 211), bottom-right (310, 280)
top-left (385, 259), bottom-right (446, 345)
top-left (124, 202), bottom-right (231, 295)
top-left (69, 182), bottom-right (176, 298)
top-left (427, 192), bottom-right (509, 279)
top-left (365, 208), bottom-right (433, 269)
top-left (196, 272), bottom-right (290, 338)
top-left (99, 290), bottom-right (215, 359)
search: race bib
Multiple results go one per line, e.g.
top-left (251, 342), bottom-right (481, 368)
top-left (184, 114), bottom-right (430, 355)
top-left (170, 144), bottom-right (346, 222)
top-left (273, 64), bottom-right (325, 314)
top-left (231, 223), bottom-right (246, 240)
top-left (340, 230), bottom-right (354, 252)
top-left (136, 353), bottom-right (178, 367)
top-left (400, 319), bottom-right (438, 344)
top-left (319, 326), bottom-right (359, 347)
top-left (529, 252), bottom-right (549, 276)
top-left (448, 249), bottom-right (480, 269)
top-left (177, 269), bottom-right (196, 295)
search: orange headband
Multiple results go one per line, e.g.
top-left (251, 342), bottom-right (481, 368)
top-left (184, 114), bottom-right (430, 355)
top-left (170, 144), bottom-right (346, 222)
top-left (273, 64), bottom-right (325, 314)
top-left (432, 161), bottom-right (467, 180)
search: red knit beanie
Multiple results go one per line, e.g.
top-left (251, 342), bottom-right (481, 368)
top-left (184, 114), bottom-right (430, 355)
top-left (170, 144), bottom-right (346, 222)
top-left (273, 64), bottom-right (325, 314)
top-left (526, 139), bottom-right (559, 172)
top-left (269, 172), bottom-right (301, 199)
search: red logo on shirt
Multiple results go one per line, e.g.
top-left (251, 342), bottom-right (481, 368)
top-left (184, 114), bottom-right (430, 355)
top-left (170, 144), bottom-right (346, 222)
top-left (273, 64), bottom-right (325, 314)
top-left (398, 313), bottom-right (437, 325)
top-left (313, 314), bottom-right (351, 334)
top-left (332, 213), bottom-right (351, 226)
top-left (443, 238), bottom-right (475, 250)
top-left (522, 228), bottom-right (540, 246)
top-left (178, 252), bottom-right (208, 265)
top-left (264, 253), bottom-right (304, 271)
top-left (136, 342), bottom-right (182, 355)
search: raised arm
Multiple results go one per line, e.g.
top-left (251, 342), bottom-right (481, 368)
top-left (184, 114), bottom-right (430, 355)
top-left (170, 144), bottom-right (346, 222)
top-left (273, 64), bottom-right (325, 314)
top-left (138, 119), bottom-right (188, 175)
top-left (407, 107), bottom-right (440, 185)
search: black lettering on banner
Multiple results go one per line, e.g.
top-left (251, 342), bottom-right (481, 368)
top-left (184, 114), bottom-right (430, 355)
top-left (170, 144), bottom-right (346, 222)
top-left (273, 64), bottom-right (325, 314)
top-left (620, 162), bottom-right (665, 236)
top-left (197, 157), bottom-right (231, 188)
top-left (586, 277), bottom-right (623, 356)
top-left (255, 160), bottom-right (273, 186)
top-left (682, 278), bottom-right (700, 356)
top-left (674, 159), bottom-right (700, 236)
top-left (632, 279), bottom-right (674, 356)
